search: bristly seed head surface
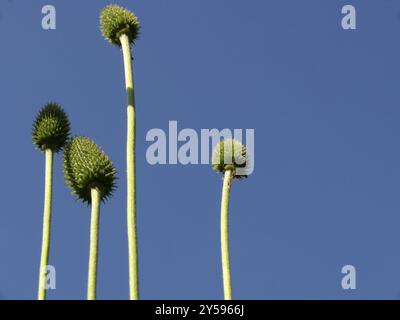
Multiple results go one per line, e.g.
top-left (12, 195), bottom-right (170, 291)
top-left (63, 136), bottom-right (117, 204)
top-left (32, 102), bottom-right (71, 153)
top-left (100, 4), bottom-right (140, 47)
top-left (212, 139), bottom-right (249, 179)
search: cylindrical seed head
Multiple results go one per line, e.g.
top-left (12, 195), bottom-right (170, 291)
top-left (63, 136), bottom-right (117, 204)
top-left (32, 102), bottom-right (71, 153)
top-left (212, 139), bottom-right (249, 179)
top-left (100, 4), bottom-right (140, 47)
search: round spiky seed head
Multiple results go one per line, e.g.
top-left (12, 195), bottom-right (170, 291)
top-left (63, 136), bottom-right (117, 204)
top-left (32, 103), bottom-right (71, 153)
top-left (212, 139), bottom-right (249, 179)
top-left (100, 4), bottom-right (140, 46)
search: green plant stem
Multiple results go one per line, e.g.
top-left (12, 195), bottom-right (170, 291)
top-left (120, 33), bottom-right (139, 300)
top-left (220, 170), bottom-right (233, 300)
top-left (87, 188), bottom-right (101, 300)
top-left (38, 149), bottom-right (54, 300)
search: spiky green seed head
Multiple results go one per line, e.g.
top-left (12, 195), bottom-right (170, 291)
top-left (32, 103), bottom-right (71, 153)
top-left (100, 4), bottom-right (140, 46)
top-left (212, 139), bottom-right (249, 179)
top-left (63, 136), bottom-right (117, 204)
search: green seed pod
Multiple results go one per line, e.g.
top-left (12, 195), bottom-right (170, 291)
top-left (63, 136), bottom-right (117, 204)
top-left (32, 103), bottom-right (71, 152)
top-left (100, 4), bottom-right (140, 46)
top-left (212, 139), bottom-right (248, 178)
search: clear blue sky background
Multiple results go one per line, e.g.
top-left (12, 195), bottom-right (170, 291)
top-left (1, 0), bottom-right (400, 300)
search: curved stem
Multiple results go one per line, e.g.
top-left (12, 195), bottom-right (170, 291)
top-left (120, 33), bottom-right (139, 300)
top-left (220, 170), bottom-right (233, 300)
top-left (38, 149), bottom-right (53, 300)
top-left (87, 188), bottom-right (101, 300)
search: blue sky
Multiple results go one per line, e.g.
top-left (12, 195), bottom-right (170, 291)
top-left (1, 0), bottom-right (400, 299)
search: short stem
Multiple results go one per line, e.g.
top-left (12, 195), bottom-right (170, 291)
top-left (120, 33), bottom-right (139, 300)
top-left (38, 149), bottom-right (53, 300)
top-left (220, 170), bottom-right (233, 300)
top-left (87, 188), bottom-right (101, 300)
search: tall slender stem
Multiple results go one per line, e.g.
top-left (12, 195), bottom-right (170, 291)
top-left (87, 188), bottom-right (101, 300)
top-left (220, 170), bottom-right (233, 300)
top-left (38, 149), bottom-right (54, 300)
top-left (120, 33), bottom-right (139, 300)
